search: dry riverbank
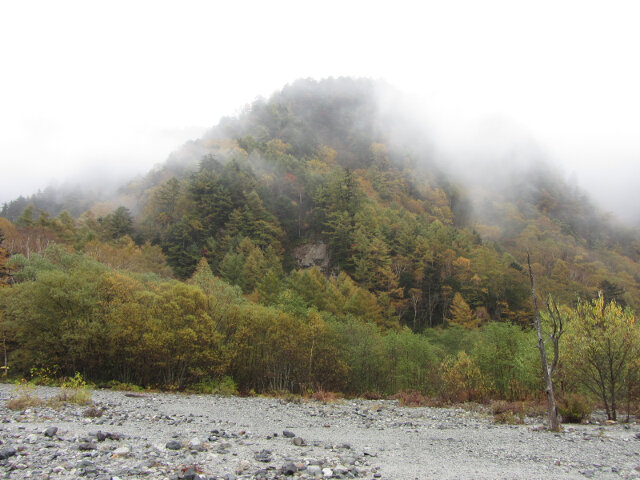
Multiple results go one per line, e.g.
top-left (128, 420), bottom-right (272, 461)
top-left (0, 384), bottom-right (639, 479)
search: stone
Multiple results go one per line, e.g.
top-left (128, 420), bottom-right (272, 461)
top-left (363, 447), bottom-right (377, 456)
top-left (282, 430), bottom-right (296, 438)
top-left (96, 431), bottom-right (107, 442)
top-left (0, 447), bottom-right (16, 460)
top-left (189, 437), bottom-right (206, 451)
top-left (334, 465), bottom-right (349, 475)
top-left (307, 465), bottom-right (322, 476)
top-left (165, 440), bottom-right (182, 450)
top-left (44, 426), bottom-right (58, 437)
top-left (78, 442), bottom-right (97, 450)
top-left (255, 449), bottom-right (272, 462)
top-left (182, 468), bottom-right (198, 480)
top-left (113, 446), bottom-right (131, 457)
top-left (322, 467), bottom-right (334, 478)
top-left (293, 437), bottom-right (305, 446)
top-left (236, 460), bottom-right (251, 474)
top-left (282, 462), bottom-right (298, 475)
top-left (76, 459), bottom-right (94, 468)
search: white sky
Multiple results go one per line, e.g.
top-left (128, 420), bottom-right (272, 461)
top-left (1, 0), bottom-right (639, 222)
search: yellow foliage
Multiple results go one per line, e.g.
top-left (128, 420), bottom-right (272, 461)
top-left (441, 351), bottom-right (490, 402)
top-left (84, 238), bottom-right (171, 276)
top-left (448, 293), bottom-right (480, 329)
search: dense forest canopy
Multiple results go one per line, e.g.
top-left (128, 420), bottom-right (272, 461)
top-left (2, 78), bottom-right (640, 416)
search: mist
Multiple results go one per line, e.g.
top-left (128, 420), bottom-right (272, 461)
top-left (2, 2), bottom-right (640, 226)
top-left (4, 78), bottom-right (640, 229)
top-left (371, 86), bottom-right (640, 227)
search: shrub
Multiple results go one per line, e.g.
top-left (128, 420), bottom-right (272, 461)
top-left (440, 351), bottom-right (490, 403)
top-left (188, 376), bottom-right (238, 396)
top-left (104, 380), bottom-right (144, 392)
top-left (494, 410), bottom-right (524, 424)
top-left (311, 390), bottom-right (343, 403)
top-left (29, 365), bottom-right (60, 386)
top-left (491, 400), bottom-right (525, 424)
top-left (558, 393), bottom-right (593, 423)
top-left (472, 322), bottom-right (539, 400)
top-left (382, 329), bottom-right (439, 395)
top-left (361, 391), bottom-right (383, 400)
top-left (52, 372), bottom-right (92, 405)
top-left (391, 389), bottom-right (432, 407)
top-left (83, 406), bottom-right (105, 417)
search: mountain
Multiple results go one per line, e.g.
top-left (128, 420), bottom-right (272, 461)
top-left (2, 77), bottom-right (639, 327)
top-left (3, 78), bottom-right (640, 405)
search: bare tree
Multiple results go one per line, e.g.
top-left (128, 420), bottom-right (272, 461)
top-left (527, 252), bottom-right (563, 431)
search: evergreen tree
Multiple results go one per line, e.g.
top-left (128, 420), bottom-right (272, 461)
top-left (448, 292), bottom-right (478, 329)
top-left (102, 206), bottom-right (134, 240)
top-left (16, 204), bottom-right (35, 227)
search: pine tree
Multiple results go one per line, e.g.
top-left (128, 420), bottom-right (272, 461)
top-left (448, 292), bottom-right (479, 328)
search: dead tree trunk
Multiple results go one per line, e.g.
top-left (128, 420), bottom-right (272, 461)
top-left (527, 252), bottom-right (562, 432)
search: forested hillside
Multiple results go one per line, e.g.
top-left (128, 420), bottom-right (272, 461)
top-left (2, 78), bottom-right (640, 415)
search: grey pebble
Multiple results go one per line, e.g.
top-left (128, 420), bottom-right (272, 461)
top-left (165, 440), bottom-right (182, 450)
top-left (0, 447), bottom-right (16, 460)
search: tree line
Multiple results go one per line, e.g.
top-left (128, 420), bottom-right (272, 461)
top-left (1, 244), bottom-right (638, 420)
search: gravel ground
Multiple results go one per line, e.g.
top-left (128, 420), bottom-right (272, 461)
top-left (0, 384), bottom-right (639, 479)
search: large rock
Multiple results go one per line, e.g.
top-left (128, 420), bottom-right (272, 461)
top-left (293, 242), bottom-right (330, 273)
top-left (0, 447), bottom-right (16, 460)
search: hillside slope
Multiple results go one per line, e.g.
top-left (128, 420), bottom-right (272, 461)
top-left (2, 77), bottom-right (640, 327)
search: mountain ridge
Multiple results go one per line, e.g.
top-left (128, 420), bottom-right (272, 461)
top-left (2, 77), bottom-right (639, 324)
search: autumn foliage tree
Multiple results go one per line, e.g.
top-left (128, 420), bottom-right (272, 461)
top-left (564, 294), bottom-right (640, 420)
top-left (448, 292), bottom-right (479, 329)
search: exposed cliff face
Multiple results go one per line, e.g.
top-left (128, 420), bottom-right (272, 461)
top-left (292, 242), bottom-right (330, 273)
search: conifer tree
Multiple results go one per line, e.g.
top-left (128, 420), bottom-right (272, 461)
top-left (448, 292), bottom-right (479, 328)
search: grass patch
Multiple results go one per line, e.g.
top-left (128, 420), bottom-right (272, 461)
top-left (6, 381), bottom-right (43, 410)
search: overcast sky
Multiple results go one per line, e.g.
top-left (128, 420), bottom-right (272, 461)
top-left (1, 1), bottom-right (639, 222)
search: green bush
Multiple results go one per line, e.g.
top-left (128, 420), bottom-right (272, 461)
top-left (558, 393), bottom-right (593, 423)
top-left (472, 322), bottom-right (539, 400)
top-left (382, 328), bottom-right (439, 395)
top-left (188, 376), bottom-right (238, 396)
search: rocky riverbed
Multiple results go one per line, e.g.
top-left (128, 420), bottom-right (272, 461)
top-left (1, 384), bottom-right (640, 479)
